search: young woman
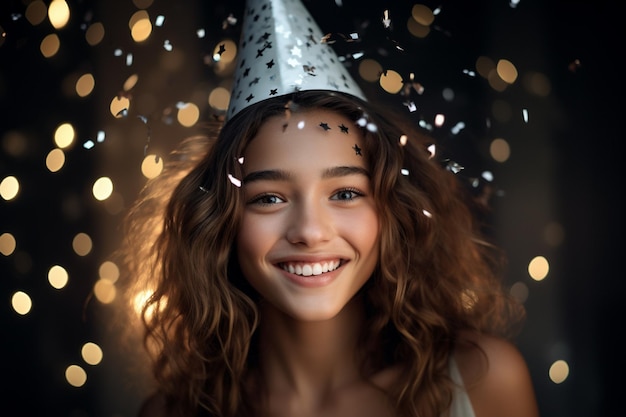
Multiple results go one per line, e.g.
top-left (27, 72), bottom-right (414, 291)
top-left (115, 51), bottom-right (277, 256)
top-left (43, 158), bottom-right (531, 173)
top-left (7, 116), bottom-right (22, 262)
top-left (120, 91), bottom-right (539, 417)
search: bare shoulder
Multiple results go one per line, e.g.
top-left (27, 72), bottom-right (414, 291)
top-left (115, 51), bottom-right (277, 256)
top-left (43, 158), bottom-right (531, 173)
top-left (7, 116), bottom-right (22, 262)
top-left (454, 332), bottom-right (540, 417)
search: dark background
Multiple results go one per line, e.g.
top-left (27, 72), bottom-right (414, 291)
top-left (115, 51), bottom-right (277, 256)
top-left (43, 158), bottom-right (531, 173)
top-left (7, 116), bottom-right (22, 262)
top-left (1, 0), bottom-right (623, 416)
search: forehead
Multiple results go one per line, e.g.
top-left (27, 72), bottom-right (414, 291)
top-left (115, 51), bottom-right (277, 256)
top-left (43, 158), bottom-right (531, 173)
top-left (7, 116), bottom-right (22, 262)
top-left (241, 108), bottom-right (366, 173)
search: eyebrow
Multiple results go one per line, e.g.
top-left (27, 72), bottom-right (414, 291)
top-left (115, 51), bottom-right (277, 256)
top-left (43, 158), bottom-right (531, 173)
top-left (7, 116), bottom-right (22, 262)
top-left (242, 165), bottom-right (369, 184)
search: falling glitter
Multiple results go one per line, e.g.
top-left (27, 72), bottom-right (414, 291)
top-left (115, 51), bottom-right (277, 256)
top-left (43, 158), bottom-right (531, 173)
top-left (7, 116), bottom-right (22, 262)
top-left (522, 108), bottom-right (529, 123)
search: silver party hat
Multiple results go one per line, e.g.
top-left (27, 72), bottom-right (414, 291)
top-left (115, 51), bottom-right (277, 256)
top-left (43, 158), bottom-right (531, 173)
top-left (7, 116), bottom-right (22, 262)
top-left (226, 0), bottom-right (366, 121)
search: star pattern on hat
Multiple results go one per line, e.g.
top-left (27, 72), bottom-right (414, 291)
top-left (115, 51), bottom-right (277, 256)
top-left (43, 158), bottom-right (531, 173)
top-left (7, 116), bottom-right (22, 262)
top-left (225, 0), bottom-right (366, 121)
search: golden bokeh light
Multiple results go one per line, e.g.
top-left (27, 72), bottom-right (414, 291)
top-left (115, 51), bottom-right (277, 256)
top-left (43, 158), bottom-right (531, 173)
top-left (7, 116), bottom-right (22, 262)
top-left (99, 261), bottom-right (120, 283)
top-left (358, 59), bottom-right (383, 82)
top-left (81, 342), bottom-right (103, 365)
top-left (208, 87), bottom-right (231, 111)
top-left (76, 73), bottom-right (95, 97)
top-left (487, 69), bottom-right (508, 92)
top-left (489, 138), bottom-right (511, 162)
top-left (48, 0), bottom-right (70, 29)
top-left (130, 10), bottom-right (152, 43)
top-left (213, 40), bottom-right (237, 63)
top-left (12, 291), bottom-right (32, 315)
top-left (48, 265), bottom-right (69, 289)
top-left (177, 102), bottom-right (200, 127)
top-left (528, 256), bottom-right (549, 281)
top-left (123, 74), bottom-right (139, 91)
top-left (523, 71), bottom-right (552, 97)
top-left (25, 0), bottom-right (47, 25)
top-left (94, 278), bottom-right (117, 304)
top-left (46, 148), bottom-right (66, 172)
top-left (407, 16), bottom-right (430, 38)
top-left (65, 365), bottom-right (87, 387)
top-left (133, 0), bottom-right (155, 8)
top-left (72, 233), bottom-right (93, 256)
top-left (510, 281), bottom-right (529, 303)
top-left (496, 59), bottom-right (518, 84)
top-left (475, 55), bottom-right (495, 79)
top-left (379, 70), bottom-right (403, 94)
top-left (110, 95), bottom-right (130, 118)
top-left (54, 123), bottom-right (75, 148)
top-left (0, 175), bottom-right (20, 200)
top-left (0, 233), bottom-right (17, 256)
top-left (40, 33), bottom-right (60, 58)
top-left (92, 177), bottom-right (113, 201)
top-left (411, 4), bottom-right (435, 26)
top-left (85, 22), bottom-right (105, 46)
top-left (549, 360), bottom-right (569, 384)
top-left (141, 154), bottom-right (164, 179)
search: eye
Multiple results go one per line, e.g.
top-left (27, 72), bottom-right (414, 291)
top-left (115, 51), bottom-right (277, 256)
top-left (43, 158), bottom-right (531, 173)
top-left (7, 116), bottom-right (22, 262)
top-left (330, 188), bottom-right (363, 201)
top-left (249, 194), bottom-right (285, 206)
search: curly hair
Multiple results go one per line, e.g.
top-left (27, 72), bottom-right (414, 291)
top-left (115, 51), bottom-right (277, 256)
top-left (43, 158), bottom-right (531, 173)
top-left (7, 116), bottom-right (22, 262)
top-left (119, 90), bottom-right (525, 417)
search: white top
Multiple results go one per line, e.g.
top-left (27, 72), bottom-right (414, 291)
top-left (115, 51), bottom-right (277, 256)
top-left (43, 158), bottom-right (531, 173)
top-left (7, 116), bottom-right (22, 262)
top-left (448, 358), bottom-right (477, 417)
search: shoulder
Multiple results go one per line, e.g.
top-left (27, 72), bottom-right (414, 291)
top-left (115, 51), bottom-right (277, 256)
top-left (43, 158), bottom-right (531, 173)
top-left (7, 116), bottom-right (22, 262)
top-left (454, 332), bottom-right (540, 417)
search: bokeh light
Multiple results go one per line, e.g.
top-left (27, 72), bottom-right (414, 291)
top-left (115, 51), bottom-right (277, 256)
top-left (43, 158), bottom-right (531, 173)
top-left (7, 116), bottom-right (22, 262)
top-left (40, 33), bottom-right (60, 58)
top-left (130, 10), bottom-right (152, 43)
top-left (72, 233), bottom-right (93, 256)
top-left (141, 154), bottom-right (164, 179)
top-left (528, 256), bottom-right (550, 281)
top-left (94, 279), bottom-right (117, 304)
top-left (25, 1), bottom-right (47, 25)
top-left (549, 360), bottom-right (570, 384)
top-left (85, 22), bottom-right (105, 46)
top-left (0, 233), bottom-right (17, 256)
top-left (48, 265), bottom-right (69, 289)
top-left (99, 261), bottom-right (120, 283)
top-left (379, 70), bottom-right (403, 94)
top-left (81, 342), bottom-right (104, 365)
top-left (177, 102), bottom-right (200, 127)
top-left (54, 123), bottom-right (75, 149)
top-left (65, 365), bottom-right (87, 387)
top-left (0, 176), bottom-right (20, 200)
top-left (48, 0), bottom-right (70, 29)
top-left (490, 138), bottom-right (511, 162)
top-left (93, 177), bottom-right (114, 201)
top-left (12, 291), bottom-right (33, 315)
top-left (76, 73), bottom-right (95, 97)
top-left (46, 148), bottom-right (66, 172)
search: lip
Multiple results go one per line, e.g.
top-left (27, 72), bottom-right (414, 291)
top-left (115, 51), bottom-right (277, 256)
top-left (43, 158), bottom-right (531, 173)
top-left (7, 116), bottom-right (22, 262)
top-left (273, 258), bottom-right (347, 288)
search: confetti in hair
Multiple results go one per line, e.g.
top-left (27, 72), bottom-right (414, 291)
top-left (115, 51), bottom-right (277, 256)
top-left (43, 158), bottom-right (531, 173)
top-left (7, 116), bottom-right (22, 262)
top-left (228, 174), bottom-right (242, 187)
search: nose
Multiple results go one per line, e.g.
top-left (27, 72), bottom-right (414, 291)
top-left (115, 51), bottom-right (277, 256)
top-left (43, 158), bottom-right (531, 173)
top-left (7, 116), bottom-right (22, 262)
top-left (286, 200), bottom-right (334, 246)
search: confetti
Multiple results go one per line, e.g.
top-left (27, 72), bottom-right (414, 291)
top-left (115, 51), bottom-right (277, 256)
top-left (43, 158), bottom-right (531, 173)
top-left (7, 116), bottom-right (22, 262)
top-left (382, 10), bottom-right (391, 29)
top-left (155, 15), bottom-right (165, 26)
top-left (228, 174), bottom-right (242, 187)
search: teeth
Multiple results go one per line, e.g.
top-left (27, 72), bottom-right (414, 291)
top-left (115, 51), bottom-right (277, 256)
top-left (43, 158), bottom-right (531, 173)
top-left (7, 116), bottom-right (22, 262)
top-left (282, 261), bottom-right (341, 276)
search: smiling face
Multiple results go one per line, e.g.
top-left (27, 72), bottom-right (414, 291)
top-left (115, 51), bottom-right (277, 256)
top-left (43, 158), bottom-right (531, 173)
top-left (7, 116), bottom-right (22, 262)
top-left (236, 108), bottom-right (380, 322)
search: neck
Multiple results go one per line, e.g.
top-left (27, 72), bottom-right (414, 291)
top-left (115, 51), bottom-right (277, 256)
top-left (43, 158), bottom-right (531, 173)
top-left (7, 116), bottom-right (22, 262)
top-left (256, 296), bottom-right (366, 398)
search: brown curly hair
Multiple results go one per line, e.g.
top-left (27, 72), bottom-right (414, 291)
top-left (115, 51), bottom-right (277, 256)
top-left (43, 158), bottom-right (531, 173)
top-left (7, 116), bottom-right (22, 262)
top-left (119, 91), bottom-right (525, 417)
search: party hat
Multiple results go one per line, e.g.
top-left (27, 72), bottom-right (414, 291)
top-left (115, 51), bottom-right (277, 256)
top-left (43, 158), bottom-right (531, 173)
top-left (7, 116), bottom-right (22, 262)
top-left (226, 0), bottom-right (366, 121)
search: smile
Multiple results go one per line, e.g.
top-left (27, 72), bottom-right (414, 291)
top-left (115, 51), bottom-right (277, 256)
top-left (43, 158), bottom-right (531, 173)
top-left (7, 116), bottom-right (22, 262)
top-left (279, 260), bottom-right (342, 276)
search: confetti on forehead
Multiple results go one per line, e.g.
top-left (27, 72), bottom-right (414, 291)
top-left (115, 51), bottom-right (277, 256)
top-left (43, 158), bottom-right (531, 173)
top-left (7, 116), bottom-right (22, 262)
top-left (225, 0), bottom-right (366, 122)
